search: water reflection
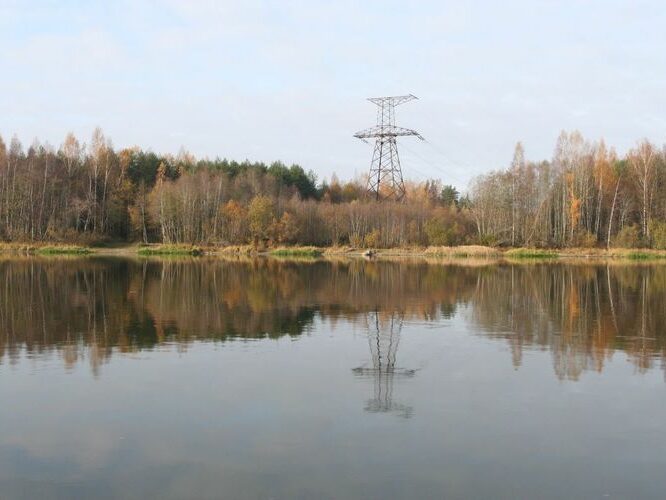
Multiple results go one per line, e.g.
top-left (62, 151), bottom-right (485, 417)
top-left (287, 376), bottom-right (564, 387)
top-left (470, 263), bottom-right (666, 380)
top-left (352, 311), bottom-right (415, 418)
top-left (1, 257), bottom-right (666, 381)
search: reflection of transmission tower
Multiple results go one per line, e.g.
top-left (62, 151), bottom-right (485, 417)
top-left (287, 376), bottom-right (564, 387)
top-left (352, 310), bottom-right (415, 418)
top-left (354, 95), bottom-right (424, 201)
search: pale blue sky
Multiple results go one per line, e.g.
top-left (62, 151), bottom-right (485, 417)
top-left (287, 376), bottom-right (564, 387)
top-left (1, 0), bottom-right (665, 189)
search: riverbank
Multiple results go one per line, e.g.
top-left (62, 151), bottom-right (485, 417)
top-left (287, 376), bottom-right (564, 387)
top-left (3, 242), bottom-right (666, 261)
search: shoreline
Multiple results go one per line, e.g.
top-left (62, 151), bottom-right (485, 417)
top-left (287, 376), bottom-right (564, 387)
top-left (1, 243), bottom-right (666, 261)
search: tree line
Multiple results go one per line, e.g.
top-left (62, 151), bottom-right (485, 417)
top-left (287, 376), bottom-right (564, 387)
top-left (0, 129), bottom-right (466, 247)
top-left (472, 131), bottom-right (666, 249)
top-left (1, 128), bottom-right (666, 248)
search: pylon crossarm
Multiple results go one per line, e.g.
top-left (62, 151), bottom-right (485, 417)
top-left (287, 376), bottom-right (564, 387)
top-left (354, 126), bottom-right (424, 140)
top-left (367, 95), bottom-right (417, 107)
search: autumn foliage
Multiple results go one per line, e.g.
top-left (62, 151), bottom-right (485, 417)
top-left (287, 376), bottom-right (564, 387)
top-left (1, 128), bottom-right (666, 249)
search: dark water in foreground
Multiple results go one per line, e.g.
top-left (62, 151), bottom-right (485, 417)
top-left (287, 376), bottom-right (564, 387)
top-left (1, 257), bottom-right (666, 500)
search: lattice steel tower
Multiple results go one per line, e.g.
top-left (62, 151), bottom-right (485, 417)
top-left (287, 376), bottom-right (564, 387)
top-left (354, 95), bottom-right (424, 201)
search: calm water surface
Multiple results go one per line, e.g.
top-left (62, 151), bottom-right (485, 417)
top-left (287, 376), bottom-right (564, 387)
top-left (1, 257), bottom-right (666, 499)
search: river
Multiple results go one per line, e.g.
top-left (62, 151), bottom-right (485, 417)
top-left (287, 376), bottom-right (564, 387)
top-left (1, 257), bottom-right (665, 499)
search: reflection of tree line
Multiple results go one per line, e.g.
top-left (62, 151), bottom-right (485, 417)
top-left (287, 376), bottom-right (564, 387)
top-left (470, 263), bottom-right (666, 380)
top-left (0, 258), bottom-right (476, 373)
top-left (1, 258), bottom-right (665, 379)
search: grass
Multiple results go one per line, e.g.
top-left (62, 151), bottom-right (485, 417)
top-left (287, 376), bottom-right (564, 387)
top-left (137, 244), bottom-right (204, 256)
top-left (269, 246), bottom-right (323, 257)
top-left (4, 241), bottom-right (666, 262)
top-left (36, 245), bottom-right (92, 255)
top-left (624, 251), bottom-right (666, 260)
top-left (0, 243), bottom-right (36, 253)
top-left (505, 248), bottom-right (559, 259)
top-left (423, 245), bottom-right (501, 258)
top-left (0, 243), bottom-right (93, 255)
top-left (214, 245), bottom-right (258, 255)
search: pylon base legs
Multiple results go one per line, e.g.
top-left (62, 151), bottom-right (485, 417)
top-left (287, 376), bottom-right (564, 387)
top-left (367, 137), bottom-right (406, 201)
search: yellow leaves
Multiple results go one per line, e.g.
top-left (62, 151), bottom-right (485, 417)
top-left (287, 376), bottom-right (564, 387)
top-left (570, 196), bottom-right (582, 230)
top-left (267, 211), bottom-right (299, 244)
top-left (247, 195), bottom-right (274, 240)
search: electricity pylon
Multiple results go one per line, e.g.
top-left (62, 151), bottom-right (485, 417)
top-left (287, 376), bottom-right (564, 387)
top-left (354, 95), bottom-right (424, 201)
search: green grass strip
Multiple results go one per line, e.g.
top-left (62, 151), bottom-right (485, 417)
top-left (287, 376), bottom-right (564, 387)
top-left (505, 248), bottom-right (559, 259)
top-left (625, 251), bottom-right (666, 260)
top-left (269, 247), bottom-right (322, 257)
top-left (137, 245), bottom-right (203, 256)
top-left (35, 246), bottom-right (92, 255)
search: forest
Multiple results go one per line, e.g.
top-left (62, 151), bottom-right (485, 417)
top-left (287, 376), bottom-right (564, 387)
top-left (1, 128), bottom-right (666, 249)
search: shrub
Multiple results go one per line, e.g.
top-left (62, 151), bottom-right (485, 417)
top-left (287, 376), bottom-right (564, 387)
top-left (649, 221), bottom-right (666, 250)
top-left (612, 225), bottom-right (641, 248)
top-left (364, 229), bottom-right (381, 248)
top-left (476, 234), bottom-right (498, 247)
top-left (573, 230), bottom-right (597, 248)
top-left (424, 218), bottom-right (462, 246)
top-left (349, 233), bottom-right (363, 248)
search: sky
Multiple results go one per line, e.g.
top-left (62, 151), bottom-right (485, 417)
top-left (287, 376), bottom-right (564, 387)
top-left (1, 0), bottom-right (665, 190)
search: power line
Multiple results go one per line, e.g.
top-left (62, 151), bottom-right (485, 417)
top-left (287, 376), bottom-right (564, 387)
top-left (423, 140), bottom-right (477, 174)
top-left (399, 141), bottom-right (470, 188)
